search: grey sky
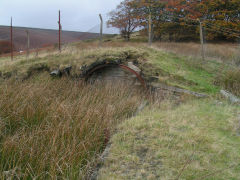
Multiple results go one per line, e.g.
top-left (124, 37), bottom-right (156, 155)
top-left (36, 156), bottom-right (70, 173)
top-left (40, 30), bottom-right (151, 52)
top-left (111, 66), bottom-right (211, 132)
top-left (0, 0), bottom-right (122, 33)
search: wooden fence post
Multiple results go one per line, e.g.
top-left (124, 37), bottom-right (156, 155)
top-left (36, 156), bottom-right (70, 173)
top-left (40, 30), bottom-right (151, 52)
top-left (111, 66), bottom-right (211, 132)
top-left (99, 14), bottom-right (103, 47)
top-left (10, 17), bottom-right (13, 61)
top-left (199, 20), bottom-right (205, 61)
top-left (26, 30), bottom-right (30, 58)
top-left (58, 10), bottom-right (61, 52)
top-left (148, 10), bottom-right (152, 46)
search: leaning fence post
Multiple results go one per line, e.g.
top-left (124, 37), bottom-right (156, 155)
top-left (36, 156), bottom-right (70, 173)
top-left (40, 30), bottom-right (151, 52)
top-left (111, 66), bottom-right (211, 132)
top-left (99, 14), bottom-right (103, 47)
top-left (58, 10), bottom-right (61, 52)
top-left (148, 8), bottom-right (152, 46)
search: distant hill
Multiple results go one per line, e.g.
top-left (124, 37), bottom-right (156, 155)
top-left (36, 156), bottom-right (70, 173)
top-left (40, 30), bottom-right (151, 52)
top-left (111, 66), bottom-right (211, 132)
top-left (0, 26), bottom-right (100, 51)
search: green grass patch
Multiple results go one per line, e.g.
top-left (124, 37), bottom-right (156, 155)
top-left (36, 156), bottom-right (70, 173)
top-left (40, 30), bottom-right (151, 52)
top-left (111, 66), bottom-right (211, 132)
top-left (144, 48), bottom-right (221, 94)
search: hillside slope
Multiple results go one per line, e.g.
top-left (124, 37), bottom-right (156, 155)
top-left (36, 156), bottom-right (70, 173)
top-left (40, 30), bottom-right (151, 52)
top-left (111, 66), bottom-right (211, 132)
top-left (99, 99), bottom-right (240, 179)
top-left (0, 26), bottom-right (99, 51)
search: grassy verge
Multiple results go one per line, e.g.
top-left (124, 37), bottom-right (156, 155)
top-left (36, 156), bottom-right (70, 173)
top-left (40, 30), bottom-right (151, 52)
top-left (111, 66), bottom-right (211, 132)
top-left (0, 74), bottom-right (144, 179)
top-left (99, 99), bottom-right (240, 179)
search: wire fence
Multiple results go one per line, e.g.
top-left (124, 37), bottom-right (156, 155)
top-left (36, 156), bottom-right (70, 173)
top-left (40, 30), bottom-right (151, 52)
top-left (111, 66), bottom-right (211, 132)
top-left (0, 11), bottom-right (239, 65)
top-left (149, 15), bottom-right (240, 65)
top-left (0, 12), bottom-right (118, 58)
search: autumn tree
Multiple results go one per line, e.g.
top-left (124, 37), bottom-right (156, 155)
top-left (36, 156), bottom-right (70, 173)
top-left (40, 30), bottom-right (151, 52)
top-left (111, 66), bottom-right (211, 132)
top-left (129, 0), bottom-right (168, 40)
top-left (110, 0), bottom-right (240, 42)
top-left (204, 0), bottom-right (240, 41)
top-left (107, 0), bottom-right (141, 41)
top-left (166, 0), bottom-right (240, 41)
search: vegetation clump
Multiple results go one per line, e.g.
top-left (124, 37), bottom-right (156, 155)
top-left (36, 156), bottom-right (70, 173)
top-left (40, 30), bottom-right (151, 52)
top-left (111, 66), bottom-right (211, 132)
top-left (216, 69), bottom-right (240, 97)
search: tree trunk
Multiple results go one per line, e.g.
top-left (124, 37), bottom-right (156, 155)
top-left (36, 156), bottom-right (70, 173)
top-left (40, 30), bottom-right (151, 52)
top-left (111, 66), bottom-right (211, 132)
top-left (127, 33), bottom-right (130, 41)
top-left (169, 32), bottom-right (173, 42)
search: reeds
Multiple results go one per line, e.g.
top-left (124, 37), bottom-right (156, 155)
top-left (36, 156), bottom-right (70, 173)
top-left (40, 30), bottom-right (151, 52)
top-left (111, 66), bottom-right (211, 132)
top-left (0, 74), bottom-right (144, 179)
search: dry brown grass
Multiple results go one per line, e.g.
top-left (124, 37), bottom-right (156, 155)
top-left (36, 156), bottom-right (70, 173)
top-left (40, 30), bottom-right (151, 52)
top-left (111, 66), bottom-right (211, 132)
top-left (0, 73), bottom-right (144, 179)
top-left (154, 42), bottom-right (240, 64)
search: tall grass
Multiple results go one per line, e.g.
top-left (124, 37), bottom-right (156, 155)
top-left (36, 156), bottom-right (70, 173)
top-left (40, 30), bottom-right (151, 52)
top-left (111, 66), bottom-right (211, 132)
top-left (0, 73), bottom-right (144, 179)
top-left (216, 69), bottom-right (240, 97)
top-left (154, 42), bottom-right (240, 64)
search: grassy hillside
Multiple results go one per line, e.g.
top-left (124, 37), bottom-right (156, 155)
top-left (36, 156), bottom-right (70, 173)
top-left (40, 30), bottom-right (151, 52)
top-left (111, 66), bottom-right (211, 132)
top-left (0, 40), bottom-right (239, 179)
top-left (99, 99), bottom-right (240, 179)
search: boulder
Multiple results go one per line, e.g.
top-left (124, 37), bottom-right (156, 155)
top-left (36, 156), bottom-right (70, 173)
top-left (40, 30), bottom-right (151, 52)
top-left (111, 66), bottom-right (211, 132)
top-left (152, 83), bottom-right (208, 98)
top-left (50, 70), bottom-right (61, 77)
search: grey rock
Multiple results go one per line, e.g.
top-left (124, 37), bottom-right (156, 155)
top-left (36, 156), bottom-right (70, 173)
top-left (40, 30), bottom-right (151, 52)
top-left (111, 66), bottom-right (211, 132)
top-left (152, 82), bottom-right (208, 98)
top-left (63, 66), bottom-right (72, 76)
top-left (50, 70), bottom-right (61, 77)
top-left (220, 90), bottom-right (240, 104)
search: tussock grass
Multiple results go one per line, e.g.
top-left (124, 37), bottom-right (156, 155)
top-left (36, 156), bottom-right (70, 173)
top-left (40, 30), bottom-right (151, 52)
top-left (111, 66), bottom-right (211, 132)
top-left (99, 99), bottom-right (240, 179)
top-left (0, 73), bottom-right (144, 179)
top-left (216, 69), bottom-right (240, 97)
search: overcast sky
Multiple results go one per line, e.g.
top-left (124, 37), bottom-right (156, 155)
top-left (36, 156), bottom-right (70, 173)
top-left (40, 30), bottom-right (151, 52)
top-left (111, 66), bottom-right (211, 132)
top-left (0, 0), bottom-right (122, 33)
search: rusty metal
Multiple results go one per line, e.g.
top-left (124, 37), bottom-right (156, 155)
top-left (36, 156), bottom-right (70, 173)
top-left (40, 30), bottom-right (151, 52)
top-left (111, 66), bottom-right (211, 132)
top-left (85, 63), bottom-right (147, 89)
top-left (119, 64), bottom-right (147, 89)
top-left (10, 17), bottom-right (13, 61)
